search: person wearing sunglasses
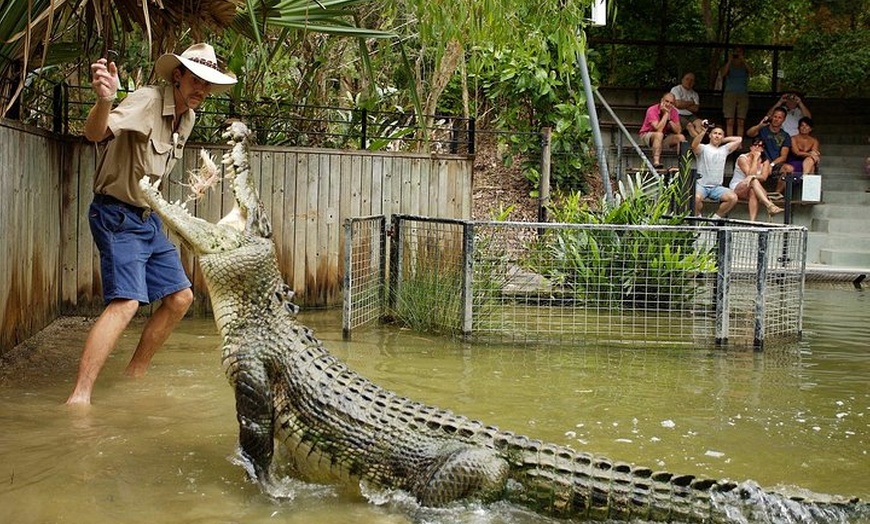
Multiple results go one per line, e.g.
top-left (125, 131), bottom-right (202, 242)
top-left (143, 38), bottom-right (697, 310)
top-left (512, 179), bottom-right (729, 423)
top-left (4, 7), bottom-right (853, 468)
top-left (729, 139), bottom-right (784, 221)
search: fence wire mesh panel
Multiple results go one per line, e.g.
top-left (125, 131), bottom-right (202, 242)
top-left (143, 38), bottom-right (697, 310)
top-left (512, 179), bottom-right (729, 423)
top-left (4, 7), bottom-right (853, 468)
top-left (388, 216), bottom-right (469, 337)
top-left (381, 216), bottom-right (806, 348)
top-left (342, 216), bottom-right (387, 337)
top-left (699, 226), bottom-right (807, 347)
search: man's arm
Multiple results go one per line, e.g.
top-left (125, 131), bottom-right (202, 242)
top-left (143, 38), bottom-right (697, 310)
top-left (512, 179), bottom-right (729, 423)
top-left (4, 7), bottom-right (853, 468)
top-left (671, 89), bottom-right (699, 113)
top-left (691, 128), bottom-right (704, 154)
top-left (724, 136), bottom-right (743, 153)
top-left (669, 110), bottom-right (682, 134)
top-left (746, 116), bottom-right (769, 138)
top-left (772, 146), bottom-right (790, 165)
top-left (651, 107), bottom-right (670, 132)
top-left (83, 58), bottom-right (119, 143)
top-left (767, 96), bottom-right (787, 117)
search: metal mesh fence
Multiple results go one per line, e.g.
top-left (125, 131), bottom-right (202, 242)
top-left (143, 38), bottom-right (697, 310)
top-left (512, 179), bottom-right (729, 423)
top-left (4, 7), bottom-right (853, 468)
top-left (342, 216), bottom-right (387, 338)
top-left (387, 216), bottom-right (469, 337)
top-left (344, 215), bottom-right (807, 348)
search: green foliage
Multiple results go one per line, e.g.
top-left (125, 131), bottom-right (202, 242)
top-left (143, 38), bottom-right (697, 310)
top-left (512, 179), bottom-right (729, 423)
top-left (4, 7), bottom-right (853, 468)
top-left (394, 265), bottom-right (463, 335)
top-left (531, 172), bottom-right (715, 311)
top-left (392, 217), bottom-right (512, 336)
top-left (588, 0), bottom-right (870, 97)
top-left (473, 41), bottom-right (594, 192)
top-left (783, 28), bottom-right (870, 97)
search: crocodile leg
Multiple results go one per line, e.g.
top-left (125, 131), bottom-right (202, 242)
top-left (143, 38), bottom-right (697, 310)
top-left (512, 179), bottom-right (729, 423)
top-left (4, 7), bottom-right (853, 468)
top-left (412, 445), bottom-right (509, 506)
top-left (233, 353), bottom-right (275, 482)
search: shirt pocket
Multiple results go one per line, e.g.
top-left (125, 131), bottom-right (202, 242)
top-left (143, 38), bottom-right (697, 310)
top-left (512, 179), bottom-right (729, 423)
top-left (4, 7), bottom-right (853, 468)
top-left (149, 137), bottom-right (176, 177)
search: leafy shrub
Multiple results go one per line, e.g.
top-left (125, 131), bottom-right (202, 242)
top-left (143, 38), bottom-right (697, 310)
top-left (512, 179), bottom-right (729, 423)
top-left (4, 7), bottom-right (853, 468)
top-left (530, 171), bottom-right (715, 311)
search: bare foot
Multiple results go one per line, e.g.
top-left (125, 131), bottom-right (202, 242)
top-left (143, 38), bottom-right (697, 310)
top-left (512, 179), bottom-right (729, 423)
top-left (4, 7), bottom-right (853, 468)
top-left (123, 366), bottom-right (148, 378)
top-left (65, 392), bottom-right (91, 406)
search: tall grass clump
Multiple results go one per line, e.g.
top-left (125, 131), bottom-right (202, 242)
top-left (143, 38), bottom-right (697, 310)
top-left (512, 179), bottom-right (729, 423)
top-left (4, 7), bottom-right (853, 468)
top-left (391, 207), bottom-right (514, 336)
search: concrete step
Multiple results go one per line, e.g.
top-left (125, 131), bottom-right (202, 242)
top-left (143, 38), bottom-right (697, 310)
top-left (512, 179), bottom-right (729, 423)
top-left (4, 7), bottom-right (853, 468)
top-left (811, 177), bottom-right (867, 192)
top-left (818, 156), bottom-right (869, 171)
top-left (808, 231), bottom-right (870, 249)
top-left (812, 204), bottom-right (870, 219)
top-left (813, 190), bottom-right (870, 206)
top-left (810, 216), bottom-right (870, 234)
top-left (819, 248), bottom-right (870, 267)
top-left (817, 144), bottom-right (870, 156)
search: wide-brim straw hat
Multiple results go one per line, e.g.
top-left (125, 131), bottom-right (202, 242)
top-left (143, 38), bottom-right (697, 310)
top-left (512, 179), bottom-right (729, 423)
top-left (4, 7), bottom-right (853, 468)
top-left (155, 43), bottom-right (236, 94)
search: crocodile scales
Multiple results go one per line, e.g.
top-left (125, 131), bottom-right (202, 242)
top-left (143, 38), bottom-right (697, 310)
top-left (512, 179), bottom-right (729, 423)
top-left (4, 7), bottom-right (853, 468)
top-left (139, 121), bottom-right (868, 523)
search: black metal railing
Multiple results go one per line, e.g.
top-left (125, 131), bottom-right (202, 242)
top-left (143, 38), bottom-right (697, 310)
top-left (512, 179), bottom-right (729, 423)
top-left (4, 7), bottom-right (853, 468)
top-left (2, 79), bottom-right (476, 155)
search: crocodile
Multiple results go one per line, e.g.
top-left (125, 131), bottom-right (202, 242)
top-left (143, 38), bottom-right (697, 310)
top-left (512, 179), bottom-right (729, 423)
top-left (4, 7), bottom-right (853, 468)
top-left (139, 121), bottom-right (868, 523)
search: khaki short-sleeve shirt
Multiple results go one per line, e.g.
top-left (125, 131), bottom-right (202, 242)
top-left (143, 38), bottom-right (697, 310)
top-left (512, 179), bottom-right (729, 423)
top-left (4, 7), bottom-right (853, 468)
top-left (93, 86), bottom-right (195, 208)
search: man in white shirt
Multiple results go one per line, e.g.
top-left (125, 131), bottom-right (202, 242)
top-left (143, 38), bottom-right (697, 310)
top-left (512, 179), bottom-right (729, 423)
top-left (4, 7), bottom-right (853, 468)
top-left (670, 72), bottom-right (705, 138)
top-left (692, 125), bottom-right (743, 218)
top-left (766, 92), bottom-right (812, 136)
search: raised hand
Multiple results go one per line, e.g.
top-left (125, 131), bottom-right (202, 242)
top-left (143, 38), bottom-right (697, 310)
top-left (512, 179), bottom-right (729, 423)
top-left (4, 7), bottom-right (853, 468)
top-left (91, 58), bottom-right (119, 99)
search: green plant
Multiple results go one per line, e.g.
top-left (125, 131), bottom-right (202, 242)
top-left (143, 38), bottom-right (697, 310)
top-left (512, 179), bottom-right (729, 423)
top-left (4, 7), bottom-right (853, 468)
top-left (394, 265), bottom-right (463, 335)
top-left (391, 210), bottom-right (514, 336)
top-left (532, 171), bottom-right (715, 311)
top-left (473, 41), bottom-right (594, 193)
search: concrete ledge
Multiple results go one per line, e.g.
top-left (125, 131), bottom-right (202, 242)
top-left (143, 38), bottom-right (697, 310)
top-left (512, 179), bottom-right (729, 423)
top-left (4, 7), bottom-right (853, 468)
top-left (819, 248), bottom-right (870, 267)
top-left (805, 265), bottom-right (869, 287)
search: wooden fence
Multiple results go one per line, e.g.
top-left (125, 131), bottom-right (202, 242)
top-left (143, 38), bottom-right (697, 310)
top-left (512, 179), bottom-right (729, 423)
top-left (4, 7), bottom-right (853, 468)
top-left (0, 121), bottom-right (63, 353)
top-left (1, 119), bottom-right (473, 353)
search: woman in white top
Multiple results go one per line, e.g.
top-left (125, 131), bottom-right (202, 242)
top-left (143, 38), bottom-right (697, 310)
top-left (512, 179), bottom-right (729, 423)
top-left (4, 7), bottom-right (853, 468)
top-left (729, 138), bottom-right (784, 221)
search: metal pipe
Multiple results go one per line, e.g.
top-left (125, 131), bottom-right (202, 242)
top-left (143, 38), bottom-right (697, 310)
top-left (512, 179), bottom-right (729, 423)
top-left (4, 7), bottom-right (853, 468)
top-left (594, 89), bottom-right (659, 176)
top-left (577, 49), bottom-right (614, 204)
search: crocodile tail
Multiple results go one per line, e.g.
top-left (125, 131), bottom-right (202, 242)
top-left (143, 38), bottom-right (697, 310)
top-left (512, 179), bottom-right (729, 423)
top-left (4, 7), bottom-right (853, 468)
top-left (496, 436), bottom-right (718, 521)
top-left (495, 434), bottom-right (866, 523)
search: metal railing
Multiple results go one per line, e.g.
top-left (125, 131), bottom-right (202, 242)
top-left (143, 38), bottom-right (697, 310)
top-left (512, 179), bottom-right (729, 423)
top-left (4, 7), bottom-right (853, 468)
top-left (1, 79), bottom-right (476, 154)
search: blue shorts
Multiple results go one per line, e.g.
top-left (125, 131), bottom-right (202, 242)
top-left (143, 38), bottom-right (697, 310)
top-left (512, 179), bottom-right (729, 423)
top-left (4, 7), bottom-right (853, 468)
top-left (696, 185), bottom-right (730, 201)
top-left (89, 197), bottom-right (191, 305)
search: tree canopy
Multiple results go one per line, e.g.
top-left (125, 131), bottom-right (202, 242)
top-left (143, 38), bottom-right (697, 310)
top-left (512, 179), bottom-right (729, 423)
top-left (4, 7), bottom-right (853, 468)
top-left (1, 0), bottom-right (866, 193)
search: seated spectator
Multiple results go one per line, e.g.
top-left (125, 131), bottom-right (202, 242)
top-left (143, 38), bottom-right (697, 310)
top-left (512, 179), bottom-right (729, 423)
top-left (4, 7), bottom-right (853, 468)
top-left (746, 106), bottom-right (794, 193)
top-left (766, 91), bottom-right (812, 136)
top-left (692, 124), bottom-right (742, 218)
top-left (670, 72), bottom-right (705, 138)
top-left (787, 117), bottom-right (821, 175)
top-left (639, 92), bottom-right (685, 169)
top-left (730, 138), bottom-right (784, 221)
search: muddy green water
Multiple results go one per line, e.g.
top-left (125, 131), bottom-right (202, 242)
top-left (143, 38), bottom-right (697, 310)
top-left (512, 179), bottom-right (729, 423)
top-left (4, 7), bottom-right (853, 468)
top-left (1, 286), bottom-right (867, 523)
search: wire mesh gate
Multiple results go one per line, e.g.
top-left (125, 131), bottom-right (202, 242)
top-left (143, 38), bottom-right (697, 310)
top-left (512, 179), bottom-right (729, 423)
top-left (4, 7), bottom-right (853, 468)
top-left (343, 214), bottom-right (807, 349)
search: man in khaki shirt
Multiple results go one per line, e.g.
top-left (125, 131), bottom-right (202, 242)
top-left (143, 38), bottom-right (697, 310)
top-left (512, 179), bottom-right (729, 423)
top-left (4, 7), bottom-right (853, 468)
top-left (66, 44), bottom-right (236, 405)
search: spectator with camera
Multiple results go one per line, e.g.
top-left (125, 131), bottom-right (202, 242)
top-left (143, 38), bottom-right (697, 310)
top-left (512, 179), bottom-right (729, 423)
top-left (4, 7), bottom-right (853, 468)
top-left (730, 138), bottom-right (784, 221)
top-left (639, 92), bottom-right (685, 169)
top-left (692, 123), bottom-right (743, 219)
top-left (767, 91), bottom-right (812, 136)
top-left (746, 106), bottom-right (794, 193)
top-left (670, 72), bottom-right (706, 138)
top-left (720, 47), bottom-right (751, 137)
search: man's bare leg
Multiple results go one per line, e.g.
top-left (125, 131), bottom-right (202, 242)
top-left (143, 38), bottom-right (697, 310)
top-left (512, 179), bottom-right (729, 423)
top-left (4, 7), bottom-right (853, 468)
top-left (650, 132), bottom-right (664, 165)
top-left (717, 191), bottom-right (738, 216)
top-left (125, 288), bottom-right (193, 377)
top-left (66, 298), bottom-right (140, 405)
top-left (663, 134), bottom-right (686, 164)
